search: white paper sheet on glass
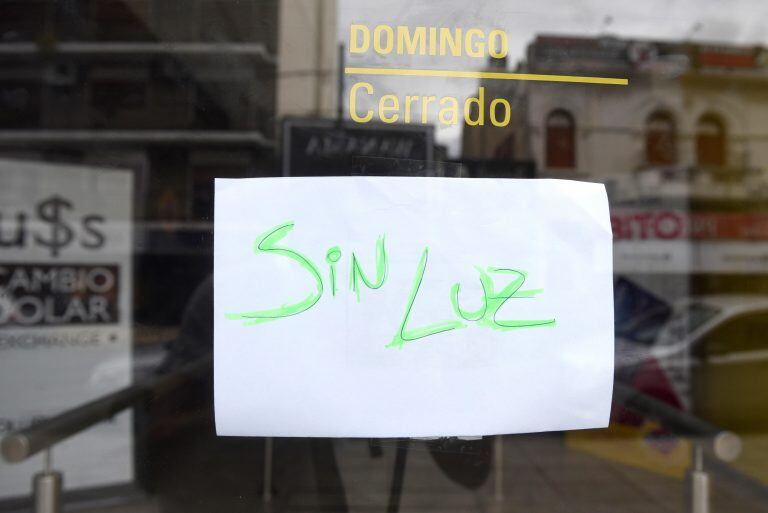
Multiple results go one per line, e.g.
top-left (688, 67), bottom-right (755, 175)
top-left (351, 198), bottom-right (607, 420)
top-left (214, 177), bottom-right (613, 437)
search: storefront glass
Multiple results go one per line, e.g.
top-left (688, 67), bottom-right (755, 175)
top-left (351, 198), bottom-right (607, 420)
top-left (1, 1), bottom-right (768, 512)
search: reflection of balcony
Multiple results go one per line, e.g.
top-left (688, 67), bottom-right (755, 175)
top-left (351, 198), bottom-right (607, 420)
top-left (611, 166), bottom-right (768, 203)
top-left (0, 129), bottom-right (274, 147)
top-left (0, 41), bottom-right (276, 62)
top-left (0, 41), bottom-right (277, 133)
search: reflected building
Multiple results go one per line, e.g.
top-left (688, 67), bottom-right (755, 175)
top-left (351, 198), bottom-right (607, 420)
top-left (463, 35), bottom-right (768, 298)
top-left (463, 35), bottom-right (768, 435)
top-left (3, 3), bottom-right (768, 509)
top-left (460, 55), bottom-right (521, 161)
top-left (0, 0), bottom-right (278, 325)
top-left (464, 35), bottom-right (768, 182)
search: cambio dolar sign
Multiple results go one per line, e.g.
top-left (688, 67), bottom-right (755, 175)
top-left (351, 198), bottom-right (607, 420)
top-left (0, 159), bottom-right (133, 499)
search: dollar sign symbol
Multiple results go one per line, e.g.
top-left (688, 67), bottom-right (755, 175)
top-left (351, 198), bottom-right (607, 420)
top-left (34, 196), bottom-right (74, 257)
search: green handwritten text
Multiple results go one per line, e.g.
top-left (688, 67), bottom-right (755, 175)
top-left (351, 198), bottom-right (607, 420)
top-left (225, 222), bottom-right (555, 346)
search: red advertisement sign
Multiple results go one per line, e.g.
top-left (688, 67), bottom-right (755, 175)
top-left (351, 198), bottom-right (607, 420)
top-left (611, 210), bottom-right (768, 241)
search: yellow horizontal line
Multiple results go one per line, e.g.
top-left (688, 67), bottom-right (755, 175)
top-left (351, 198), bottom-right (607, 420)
top-left (345, 67), bottom-right (628, 86)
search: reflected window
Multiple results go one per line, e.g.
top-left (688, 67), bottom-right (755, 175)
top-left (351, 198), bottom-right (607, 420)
top-left (545, 109), bottom-right (575, 169)
top-left (696, 113), bottom-right (727, 168)
top-left (645, 110), bottom-right (676, 166)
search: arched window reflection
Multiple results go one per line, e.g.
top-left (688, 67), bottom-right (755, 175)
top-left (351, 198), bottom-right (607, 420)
top-left (545, 109), bottom-right (575, 169)
top-left (696, 113), bottom-right (726, 168)
top-left (645, 111), bottom-right (676, 166)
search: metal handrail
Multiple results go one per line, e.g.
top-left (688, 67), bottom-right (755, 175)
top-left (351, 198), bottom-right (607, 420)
top-left (613, 381), bottom-right (742, 462)
top-left (1, 366), bottom-right (739, 464)
top-left (0, 361), bottom-right (746, 513)
top-left (1, 356), bottom-right (210, 464)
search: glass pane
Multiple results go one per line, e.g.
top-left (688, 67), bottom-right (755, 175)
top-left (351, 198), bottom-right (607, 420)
top-left (1, 1), bottom-right (767, 513)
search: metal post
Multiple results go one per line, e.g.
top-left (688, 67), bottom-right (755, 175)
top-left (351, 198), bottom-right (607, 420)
top-left (386, 438), bottom-right (409, 513)
top-left (314, 0), bottom-right (325, 116)
top-left (337, 43), bottom-right (345, 125)
top-left (688, 443), bottom-right (709, 513)
top-left (33, 449), bottom-right (61, 513)
top-left (262, 437), bottom-right (273, 504)
top-left (494, 435), bottom-right (504, 502)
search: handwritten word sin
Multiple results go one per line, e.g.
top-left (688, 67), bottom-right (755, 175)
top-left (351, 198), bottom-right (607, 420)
top-left (225, 222), bottom-right (555, 348)
top-left (224, 222), bottom-right (386, 326)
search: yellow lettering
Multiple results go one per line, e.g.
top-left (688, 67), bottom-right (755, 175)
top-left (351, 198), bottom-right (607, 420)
top-left (373, 25), bottom-right (394, 55)
top-left (429, 27), bottom-right (437, 56)
top-left (396, 26), bottom-right (426, 55)
top-left (490, 98), bottom-right (511, 127)
top-left (349, 82), bottom-right (374, 123)
top-left (439, 28), bottom-right (462, 57)
top-left (464, 87), bottom-right (485, 126)
top-left (350, 24), bottom-right (370, 54)
top-left (405, 95), bottom-right (418, 123)
top-left (379, 94), bottom-right (399, 123)
top-left (438, 97), bottom-right (459, 125)
top-left (488, 29), bottom-right (508, 59)
top-left (465, 28), bottom-right (485, 58)
top-left (421, 96), bottom-right (436, 124)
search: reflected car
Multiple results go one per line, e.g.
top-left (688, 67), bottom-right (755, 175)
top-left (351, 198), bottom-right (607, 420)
top-left (616, 295), bottom-right (768, 432)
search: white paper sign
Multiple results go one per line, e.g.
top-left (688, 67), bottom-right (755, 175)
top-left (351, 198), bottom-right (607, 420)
top-left (215, 177), bottom-right (613, 437)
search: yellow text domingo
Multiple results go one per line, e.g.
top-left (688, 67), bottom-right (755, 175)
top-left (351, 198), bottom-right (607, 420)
top-left (347, 24), bottom-right (512, 127)
top-left (349, 24), bottom-right (508, 58)
top-left (349, 83), bottom-right (510, 127)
